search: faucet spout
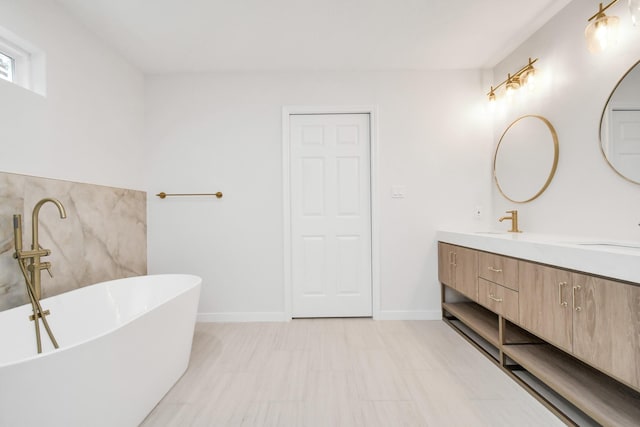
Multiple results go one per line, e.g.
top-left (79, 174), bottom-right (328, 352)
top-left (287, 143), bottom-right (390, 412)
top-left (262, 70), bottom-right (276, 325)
top-left (498, 210), bottom-right (521, 233)
top-left (32, 198), bottom-right (67, 249)
top-left (29, 198), bottom-right (67, 300)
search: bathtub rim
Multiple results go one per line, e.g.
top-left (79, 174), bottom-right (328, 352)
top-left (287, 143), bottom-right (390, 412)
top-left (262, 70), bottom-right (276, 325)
top-left (0, 273), bottom-right (202, 369)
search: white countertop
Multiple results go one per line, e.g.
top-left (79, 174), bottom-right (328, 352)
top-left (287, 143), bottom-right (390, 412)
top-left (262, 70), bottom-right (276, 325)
top-left (437, 230), bottom-right (640, 285)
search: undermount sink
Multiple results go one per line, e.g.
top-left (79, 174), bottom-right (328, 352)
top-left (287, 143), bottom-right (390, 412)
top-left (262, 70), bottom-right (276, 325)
top-left (470, 232), bottom-right (640, 250)
top-left (474, 231), bottom-right (508, 235)
top-left (573, 241), bottom-right (640, 250)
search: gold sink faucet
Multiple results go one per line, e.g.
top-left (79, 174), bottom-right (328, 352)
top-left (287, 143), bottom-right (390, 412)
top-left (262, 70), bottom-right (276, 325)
top-left (499, 210), bottom-right (522, 233)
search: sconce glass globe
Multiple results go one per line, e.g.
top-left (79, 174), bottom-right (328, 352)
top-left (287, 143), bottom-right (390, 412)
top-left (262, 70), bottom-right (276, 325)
top-left (585, 13), bottom-right (620, 53)
top-left (487, 98), bottom-right (497, 113)
top-left (521, 67), bottom-right (537, 92)
top-left (505, 75), bottom-right (520, 97)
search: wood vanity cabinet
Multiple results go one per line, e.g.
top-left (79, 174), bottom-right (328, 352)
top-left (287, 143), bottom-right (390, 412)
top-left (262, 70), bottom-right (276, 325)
top-left (518, 261), bottom-right (573, 353)
top-left (518, 261), bottom-right (640, 391)
top-left (438, 242), bottom-right (478, 300)
top-left (571, 273), bottom-right (640, 391)
top-left (440, 241), bottom-right (640, 425)
top-left (437, 242), bottom-right (454, 286)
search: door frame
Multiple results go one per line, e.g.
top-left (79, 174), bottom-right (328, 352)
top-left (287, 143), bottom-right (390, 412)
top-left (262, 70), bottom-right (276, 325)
top-left (282, 105), bottom-right (380, 320)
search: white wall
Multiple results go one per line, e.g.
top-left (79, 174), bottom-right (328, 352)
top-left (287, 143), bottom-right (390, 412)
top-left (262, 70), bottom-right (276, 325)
top-left (0, 0), bottom-right (145, 190)
top-left (146, 71), bottom-right (493, 320)
top-left (9, 0), bottom-right (630, 322)
top-left (491, 0), bottom-right (640, 240)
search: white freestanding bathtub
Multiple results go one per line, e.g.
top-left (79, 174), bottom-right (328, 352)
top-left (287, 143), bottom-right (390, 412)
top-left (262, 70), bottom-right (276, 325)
top-left (0, 274), bottom-right (201, 427)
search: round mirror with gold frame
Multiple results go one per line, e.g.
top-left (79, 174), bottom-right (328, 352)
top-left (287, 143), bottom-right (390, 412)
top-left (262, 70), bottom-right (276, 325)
top-left (493, 115), bottom-right (559, 203)
top-left (599, 60), bottom-right (640, 185)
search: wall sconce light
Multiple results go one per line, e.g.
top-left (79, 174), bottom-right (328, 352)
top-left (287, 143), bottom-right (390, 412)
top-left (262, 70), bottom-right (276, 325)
top-left (585, 1), bottom-right (622, 53)
top-left (487, 58), bottom-right (538, 104)
top-left (505, 74), bottom-right (521, 96)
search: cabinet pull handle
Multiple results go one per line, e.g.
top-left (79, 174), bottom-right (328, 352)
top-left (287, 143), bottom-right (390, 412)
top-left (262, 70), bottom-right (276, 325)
top-left (572, 285), bottom-right (582, 311)
top-left (487, 267), bottom-right (503, 273)
top-left (558, 282), bottom-right (568, 307)
top-left (453, 252), bottom-right (457, 267)
top-left (488, 293), bottom-right (503, 303)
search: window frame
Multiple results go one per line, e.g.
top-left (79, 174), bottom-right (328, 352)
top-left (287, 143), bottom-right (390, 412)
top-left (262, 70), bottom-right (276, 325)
top-left (0, 37), bottom-right (31, 89)
top-left (0, 50), bottom-right (14, 82)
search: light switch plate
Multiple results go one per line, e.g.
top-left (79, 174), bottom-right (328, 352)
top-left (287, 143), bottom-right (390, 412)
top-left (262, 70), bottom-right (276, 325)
top-left (391, 185), bottom-right (406, 198)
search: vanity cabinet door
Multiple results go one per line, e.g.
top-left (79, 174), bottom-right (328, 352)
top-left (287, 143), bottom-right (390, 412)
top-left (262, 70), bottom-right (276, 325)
top-left (438, 242), bottom-right (454, 287)
top-left (571, 273), bottom-right (640, 391)
top-left (438, 243), bottom-right (478, 301)
top-left (453, 246), bottom-right (478, 301)
top-left (518, 261), bottom-right (573, 353)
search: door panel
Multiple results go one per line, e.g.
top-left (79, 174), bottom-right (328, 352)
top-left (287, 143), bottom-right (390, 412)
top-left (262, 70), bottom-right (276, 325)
top-left (291, 113), bottom-right (372, 317)
top-left (572, 273), bottom-right (640, 391)
top-left (453, 246), bottom-right (478, 300)
top-left (302, 158), bottom-right (325, 215)
top-left (438, 242), bottom-right (454, 287)
top-left (336, 157), bottom-right (360, 216)
top-left (301, 236), bottom-right (326, 296)
top-left (518, 261), bottom-right (573, 352)
top-left (336, 235), bottom-right (361, 295)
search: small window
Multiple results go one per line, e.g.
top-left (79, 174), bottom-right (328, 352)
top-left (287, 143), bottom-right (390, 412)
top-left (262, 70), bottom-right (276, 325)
top-left (0, 50), bottom-right (14, 82)
top-left (0, 39), bottom-right (30, 89)
top-left (0, 26), bottom-right (45, 96)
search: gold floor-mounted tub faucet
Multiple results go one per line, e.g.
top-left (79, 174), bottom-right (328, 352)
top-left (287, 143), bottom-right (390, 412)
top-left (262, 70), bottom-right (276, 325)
top-left (499, 210), bottom-right (522, 233)
top-left (13, 198), bottom-right (67, 353)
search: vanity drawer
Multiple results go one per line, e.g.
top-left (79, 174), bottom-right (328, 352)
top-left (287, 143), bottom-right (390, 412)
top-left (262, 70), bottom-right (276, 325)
top-left (478, 278), bottom-right (519, 322)
top-left (478, 252), bottom-right (519, 291)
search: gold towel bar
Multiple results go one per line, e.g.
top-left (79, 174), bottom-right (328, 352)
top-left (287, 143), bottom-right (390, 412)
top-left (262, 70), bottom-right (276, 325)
top-left (156, 192), bottom-right (223, 199)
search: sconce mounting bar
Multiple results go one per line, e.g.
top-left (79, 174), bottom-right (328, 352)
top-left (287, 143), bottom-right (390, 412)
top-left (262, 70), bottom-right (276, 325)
top-left (486, 57), bottom-right (538, 96)
top-left (587, 0), bottom-right (618, 22)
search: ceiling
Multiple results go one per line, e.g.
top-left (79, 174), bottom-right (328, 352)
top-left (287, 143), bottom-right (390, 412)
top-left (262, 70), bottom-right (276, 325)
top-left (56, 0), bottom-right (573, 74)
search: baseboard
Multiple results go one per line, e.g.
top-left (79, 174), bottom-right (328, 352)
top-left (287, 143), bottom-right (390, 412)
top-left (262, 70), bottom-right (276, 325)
top-left (197, 312), bottom-right (289, 323)
top-left (198, 310), bottom-right (442, 322)
top-left (375, 310), bottom-right (442, 320)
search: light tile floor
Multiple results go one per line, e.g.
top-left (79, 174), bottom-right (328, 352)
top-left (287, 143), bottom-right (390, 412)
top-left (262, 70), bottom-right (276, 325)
top-left (141, 319), bottom-right (564, 426)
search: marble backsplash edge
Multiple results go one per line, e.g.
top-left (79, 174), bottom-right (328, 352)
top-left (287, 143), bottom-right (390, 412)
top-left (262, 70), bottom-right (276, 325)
top-left (0, 172), bottom-right (147, 311)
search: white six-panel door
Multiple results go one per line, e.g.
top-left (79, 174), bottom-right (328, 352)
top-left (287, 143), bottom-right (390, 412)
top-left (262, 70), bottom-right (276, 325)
top-left (290, 113), bottom-right (372, 317)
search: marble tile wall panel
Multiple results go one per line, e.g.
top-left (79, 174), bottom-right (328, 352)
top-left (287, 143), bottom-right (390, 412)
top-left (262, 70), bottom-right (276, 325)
top-left (0, 172), bottom-right (147, 311)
